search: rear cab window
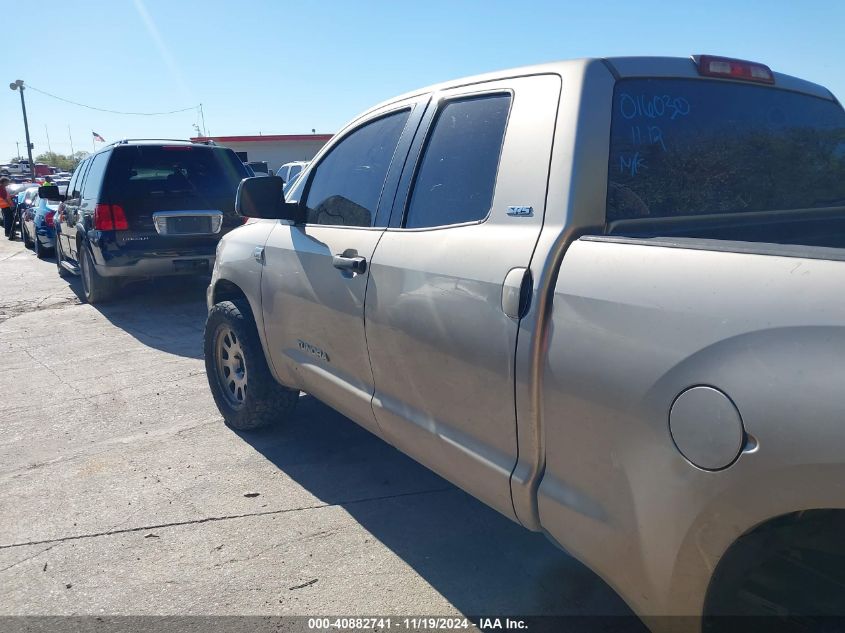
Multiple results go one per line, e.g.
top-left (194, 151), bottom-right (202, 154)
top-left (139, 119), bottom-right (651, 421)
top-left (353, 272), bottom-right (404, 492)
top-left (606, 78), bottom-right (845, 248)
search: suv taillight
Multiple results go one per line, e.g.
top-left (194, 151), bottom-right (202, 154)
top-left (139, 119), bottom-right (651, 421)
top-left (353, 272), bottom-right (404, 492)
top-left (111, 205), bottom-right (129, 230)
top-left (94, 204), bottom-right (129, 231)
top-left (44, 211), bottom-right (55, 228)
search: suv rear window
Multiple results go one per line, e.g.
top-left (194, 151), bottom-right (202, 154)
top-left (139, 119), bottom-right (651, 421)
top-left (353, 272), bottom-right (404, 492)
top-left (607, 79), bottom-right (845, 222)
top-left (104, 145), bottom-right (248, 201)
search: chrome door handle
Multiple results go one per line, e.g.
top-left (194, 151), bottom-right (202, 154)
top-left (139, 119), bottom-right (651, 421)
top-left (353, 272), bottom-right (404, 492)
top-left (332, 250), bottom-right (367, 275)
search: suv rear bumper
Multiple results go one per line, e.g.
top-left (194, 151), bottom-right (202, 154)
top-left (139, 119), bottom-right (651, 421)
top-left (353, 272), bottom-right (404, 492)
top-left (91, 240), bottom-right (216, 278)
top-left (85, 230), bottom-right (223, 278)
top-left (94, 254), bottom-right (215, 278)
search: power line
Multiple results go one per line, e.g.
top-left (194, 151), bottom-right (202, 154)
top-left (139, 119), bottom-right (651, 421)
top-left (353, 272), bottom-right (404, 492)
top-left (25, 84), bottom-right (199, 116)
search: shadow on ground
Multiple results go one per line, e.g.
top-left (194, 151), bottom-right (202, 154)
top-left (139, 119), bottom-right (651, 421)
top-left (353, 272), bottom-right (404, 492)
top-left (239, 396), bottom-right (647, 630)
top-left (66, 273), bottom-right (208, 359)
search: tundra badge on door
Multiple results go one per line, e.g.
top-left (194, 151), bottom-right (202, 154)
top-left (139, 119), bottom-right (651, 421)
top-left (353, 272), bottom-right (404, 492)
top-left (297, 339), bottom-right (330, 362)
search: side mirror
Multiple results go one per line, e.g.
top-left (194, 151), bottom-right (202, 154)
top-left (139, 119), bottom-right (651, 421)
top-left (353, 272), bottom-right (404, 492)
top-left (38, 185), bottom-right (65, 201)
top-left (235, 176), bottom-right (304, 222)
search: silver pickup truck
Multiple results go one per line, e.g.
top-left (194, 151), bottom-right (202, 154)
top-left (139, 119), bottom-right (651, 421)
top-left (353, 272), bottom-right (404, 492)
top-left (204, 56), bottom-right (845, 631)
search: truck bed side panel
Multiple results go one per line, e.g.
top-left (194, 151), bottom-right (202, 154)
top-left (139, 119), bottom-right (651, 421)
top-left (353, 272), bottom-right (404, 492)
top-left (538, 237), bottom-right (845, 619)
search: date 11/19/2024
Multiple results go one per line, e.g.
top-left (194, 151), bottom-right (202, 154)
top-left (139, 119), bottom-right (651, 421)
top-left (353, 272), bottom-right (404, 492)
top-left (618, 93), bottom-right (692, 177)
top-left (307, 617), bottom-right (528, 630)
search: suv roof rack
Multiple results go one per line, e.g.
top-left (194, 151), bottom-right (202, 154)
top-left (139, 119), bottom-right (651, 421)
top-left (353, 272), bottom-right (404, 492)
top-left (112, 138), bottom-right (215, 146)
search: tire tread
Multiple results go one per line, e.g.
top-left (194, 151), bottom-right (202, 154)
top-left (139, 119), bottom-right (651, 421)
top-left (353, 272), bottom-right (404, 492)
top-left (204, 300), bottom-right (298, 430)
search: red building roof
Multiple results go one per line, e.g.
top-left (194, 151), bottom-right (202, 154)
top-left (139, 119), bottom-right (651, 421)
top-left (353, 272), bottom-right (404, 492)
top-left (190, 134), bottom-right (333, 143)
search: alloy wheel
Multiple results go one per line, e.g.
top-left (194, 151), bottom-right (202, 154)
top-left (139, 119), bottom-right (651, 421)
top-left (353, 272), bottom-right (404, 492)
top-left (214, 325), bottom-right (248, 409)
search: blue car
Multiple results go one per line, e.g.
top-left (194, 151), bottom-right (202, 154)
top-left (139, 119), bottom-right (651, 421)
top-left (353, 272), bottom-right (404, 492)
top-left (20, 189), bottom-right (59, 259)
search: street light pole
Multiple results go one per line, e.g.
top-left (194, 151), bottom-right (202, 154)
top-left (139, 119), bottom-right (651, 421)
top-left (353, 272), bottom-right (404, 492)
top-left (9, 80), bottom-right (35, 178)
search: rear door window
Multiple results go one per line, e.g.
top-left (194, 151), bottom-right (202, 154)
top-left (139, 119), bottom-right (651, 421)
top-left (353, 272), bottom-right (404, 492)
top-left (67, 164), bottom-right (82, 197)
top-left (404, 94), bottom-right (511, 229)
top-left (81, 152), bottom-right (110, 201)
top-left (607, 79), bottom-right (845, 221)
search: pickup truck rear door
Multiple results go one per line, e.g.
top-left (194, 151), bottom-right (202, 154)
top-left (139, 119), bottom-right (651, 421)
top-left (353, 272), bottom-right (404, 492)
top-left (364, 75), bottom-right (561, 520)
top-left (260, 97), bottom-right (426, 433)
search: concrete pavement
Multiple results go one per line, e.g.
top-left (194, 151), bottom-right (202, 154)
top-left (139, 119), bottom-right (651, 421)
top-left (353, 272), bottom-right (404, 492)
top-left (0, 235), bottom-right (641, 628)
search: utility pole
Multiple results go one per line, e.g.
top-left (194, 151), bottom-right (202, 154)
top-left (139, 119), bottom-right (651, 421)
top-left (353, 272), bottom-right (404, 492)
top-left (68, 126), bottom-right (74, 155)
top-left (9, 80), bottom-right (35, 177)
top-left (199, 103), bottom-right (207, 136)
top-left (15, 141), bottom-right (20, 160)
top-left (45, 124), bottom-right (52, 154)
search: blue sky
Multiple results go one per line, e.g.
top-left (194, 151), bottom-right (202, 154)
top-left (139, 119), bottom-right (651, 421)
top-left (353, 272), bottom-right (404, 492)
top-left (3, 0), bottom-right (843, 162)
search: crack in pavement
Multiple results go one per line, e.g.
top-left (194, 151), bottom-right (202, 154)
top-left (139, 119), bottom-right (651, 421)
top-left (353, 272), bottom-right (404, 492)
top-left (0, 296), bottom-right (81, 323)
top-left (0, 486), bottom-right (456, 552)
top-left (0, 416), bottom-right (224, 481)
top-left (19, 347), bottom-right (76, 393)
top-left (0, 545), bottom-right (55, 573)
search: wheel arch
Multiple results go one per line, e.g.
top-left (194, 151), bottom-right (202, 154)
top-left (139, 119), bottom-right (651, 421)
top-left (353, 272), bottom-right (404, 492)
top-left (75, 225), bottom-right (88, 260)
top-left (212, 278), bottom-right (256, 321)
top-left (208, 277), bottom-right (281, 386)
top-left (703, 508), bottom-right (845, 618)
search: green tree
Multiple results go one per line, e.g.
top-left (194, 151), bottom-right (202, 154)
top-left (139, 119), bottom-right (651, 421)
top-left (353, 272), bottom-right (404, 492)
top-left (34, 151), bottom-right (88, 172)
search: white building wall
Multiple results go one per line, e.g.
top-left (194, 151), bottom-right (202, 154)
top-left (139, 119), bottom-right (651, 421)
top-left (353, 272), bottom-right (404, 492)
top-left (202, 139), bottom-right (330, 173)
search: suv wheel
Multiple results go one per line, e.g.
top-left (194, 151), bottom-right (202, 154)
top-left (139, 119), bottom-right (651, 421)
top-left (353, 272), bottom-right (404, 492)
top-left (80, 246), bottom-right (115, 304)
top-left (204, 300), bottom-right (299, 430)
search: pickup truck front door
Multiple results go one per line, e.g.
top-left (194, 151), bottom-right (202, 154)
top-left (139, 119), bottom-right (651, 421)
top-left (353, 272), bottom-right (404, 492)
top-left (260, 100), bottom-right (424, 433)
top-left (364, 75), bottom-right (561, 520)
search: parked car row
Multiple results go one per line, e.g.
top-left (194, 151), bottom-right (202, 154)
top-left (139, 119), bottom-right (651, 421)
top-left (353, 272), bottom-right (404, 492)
top-left (0, 160), bottom-right (65, 178)
top-left (5, 179), bottom-right (68, 255)
top-left (21, 191), bottom-right (59, 258)
top-left (242, 160), bottom-right (309, 184)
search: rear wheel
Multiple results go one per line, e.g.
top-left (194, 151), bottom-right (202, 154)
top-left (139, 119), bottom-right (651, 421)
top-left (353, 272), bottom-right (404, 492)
top-left (204, 300), bottom-right (299, 430)
top-left (80, 246), bottom-right (115, 304)
top-left (22, 223), bottom-right (33, 249)
top-left (33, 234), bottom-right (46, 259)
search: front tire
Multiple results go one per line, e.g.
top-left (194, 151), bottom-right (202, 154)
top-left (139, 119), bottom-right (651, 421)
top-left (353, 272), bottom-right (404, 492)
top-left (204, 300), bottom-right (299, 430)
top-left (80, 246), bottom-right (115, 304)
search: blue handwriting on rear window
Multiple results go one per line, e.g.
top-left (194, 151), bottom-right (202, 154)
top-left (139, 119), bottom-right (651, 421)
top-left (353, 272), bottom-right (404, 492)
top-left (619, 94), bottom-right (691, 120)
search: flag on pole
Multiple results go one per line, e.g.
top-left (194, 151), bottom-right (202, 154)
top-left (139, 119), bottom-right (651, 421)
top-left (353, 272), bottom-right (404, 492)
top-left (92, 131), bottom-right (105, 143)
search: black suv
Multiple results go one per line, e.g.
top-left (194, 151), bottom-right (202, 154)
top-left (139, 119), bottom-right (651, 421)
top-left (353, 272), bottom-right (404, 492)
top-left (50, 139), bottom-right (249, 303)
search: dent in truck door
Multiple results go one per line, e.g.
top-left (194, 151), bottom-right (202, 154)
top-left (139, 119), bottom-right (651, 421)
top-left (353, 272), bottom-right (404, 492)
top-left (364, 75), bottom-right (561, 520)
top-left (260, 99), bottom-right (424, 433)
